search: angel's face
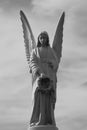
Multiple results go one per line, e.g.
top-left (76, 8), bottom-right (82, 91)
top-left (39, 34), bottom-right (48, 47)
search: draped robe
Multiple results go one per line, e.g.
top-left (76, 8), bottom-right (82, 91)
top-left (29, 46), bottom-right (58, 126)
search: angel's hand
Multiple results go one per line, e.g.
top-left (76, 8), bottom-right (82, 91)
top-left (40, 73), bottom-right (46, 78)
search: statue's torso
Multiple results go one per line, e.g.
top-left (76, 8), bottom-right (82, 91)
top-left (36, 47), bottom-right (57, 82)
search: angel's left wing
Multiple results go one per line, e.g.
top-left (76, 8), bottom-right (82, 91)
top-left (52, 12), bottom-right (65, 64)
top-left (20, 10), bottom-right (36, 65)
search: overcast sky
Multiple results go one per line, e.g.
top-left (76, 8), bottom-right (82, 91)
top-left (0, 0), bottom-right (87, 130)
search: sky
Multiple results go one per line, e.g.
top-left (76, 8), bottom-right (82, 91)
top-left (0, 0), bottom-right (87, 130)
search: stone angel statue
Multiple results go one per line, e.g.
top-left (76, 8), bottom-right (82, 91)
top-left (20, 10), bottom-right (65, 127)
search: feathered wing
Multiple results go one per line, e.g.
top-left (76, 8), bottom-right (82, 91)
top-left (52, 12), bottom-right (65, 64)
top-left (20, 10), bottom-right (36, 64)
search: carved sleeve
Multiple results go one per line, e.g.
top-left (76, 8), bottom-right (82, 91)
top-left (29, 49), bottom-right (41, 77)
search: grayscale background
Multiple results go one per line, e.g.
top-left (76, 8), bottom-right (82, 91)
top-left (0, 0), bottom-right (87, 130)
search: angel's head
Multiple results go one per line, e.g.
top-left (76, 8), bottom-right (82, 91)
top-left (37, 31), bottom-right (50, 47)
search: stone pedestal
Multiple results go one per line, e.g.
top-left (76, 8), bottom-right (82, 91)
top-left (28, 125), bottom-right (58, 130)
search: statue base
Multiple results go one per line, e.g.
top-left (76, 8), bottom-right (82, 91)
top-left (28, 125), bottom-right (58, 130)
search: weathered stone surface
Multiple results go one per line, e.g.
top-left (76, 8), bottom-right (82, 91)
top-left (28, 125), bottom-right (58, 130)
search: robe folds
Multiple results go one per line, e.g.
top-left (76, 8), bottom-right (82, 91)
top-left (29, 46), bottom-right (58, 125)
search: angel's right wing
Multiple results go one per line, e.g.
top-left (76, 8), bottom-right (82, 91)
top-left (52, 12), bottom-right (65, 64)
top-left (20, 10), bottom-right (36, 64)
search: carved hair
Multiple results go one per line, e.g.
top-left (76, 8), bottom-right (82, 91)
top-left (37, 31), bottom-right (50, 47)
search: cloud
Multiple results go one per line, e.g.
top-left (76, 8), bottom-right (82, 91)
top-left (67, 0), bottom-right (87, 41)
top-left (81, 81), bottom-right (87, 89)
top-left (55, 86), bottom-right (87, 130)
top-left (0, 80), bottom-right (31, 122)
top-left (0, 0), bottom-right (32, 13)
top-left (56, 115), bottom-right (87, 130)
top-left (0, 13), bottom-right (31, 123)
top-left (32, 0), bottom-right (80, 15)
top-left (0, 122), bottom-right (27, 130)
